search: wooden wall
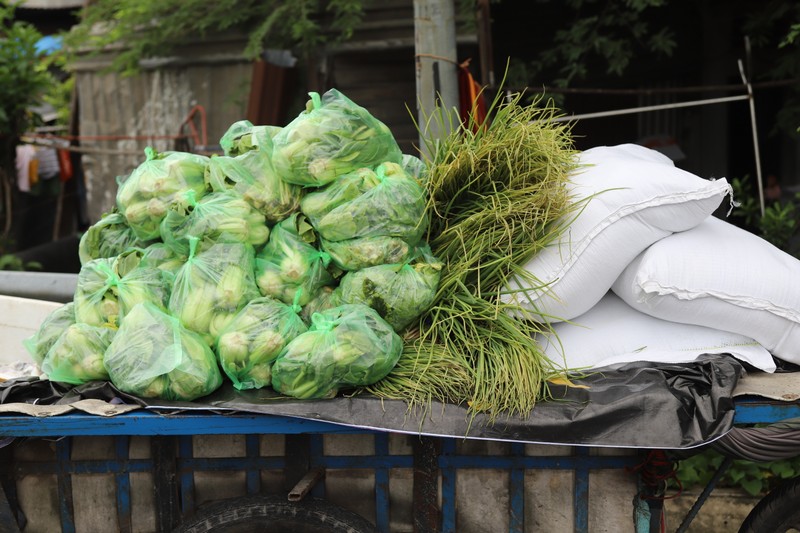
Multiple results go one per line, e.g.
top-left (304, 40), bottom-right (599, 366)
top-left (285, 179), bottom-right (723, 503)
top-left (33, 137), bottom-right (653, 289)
top-left (71, 2), bottom-right (482, 222)
top-left (72, 33), bottom-right (252, 222)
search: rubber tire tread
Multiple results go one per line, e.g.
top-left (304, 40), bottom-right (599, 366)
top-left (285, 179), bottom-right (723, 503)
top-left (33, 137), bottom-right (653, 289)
top-left (738, 475), bottom-right (800, 533)
top-left (174, 494), bottom-right (379, 533)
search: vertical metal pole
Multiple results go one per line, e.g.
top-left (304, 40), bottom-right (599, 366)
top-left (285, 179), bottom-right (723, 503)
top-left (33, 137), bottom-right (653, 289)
top-left (245, 434), bottom-right (261, 495)
top-left (739, 38), bottom-right (764, 217)
top-left (114, 436), bottom-right (132, 533)
top-left (374, 433), bottom-right (391, 533)
top-left (573, 448), bottom-right (590, 533)
top-left (0, 477), bottom-right (22, 533)
top-left (413, 436), bottom-right (441, 533)
top-left (414, 0), bottom-right (459, 159)
top-left (56, 439), bottom-right (76, 533)
top-left (151, 436), bottom-right (179, 533)
top-left (0, 444), bottom-right (23, 533)
top-left (283, 434), bottom-right (311, 495)
top-left (509, 443), bottom-right (525, 533)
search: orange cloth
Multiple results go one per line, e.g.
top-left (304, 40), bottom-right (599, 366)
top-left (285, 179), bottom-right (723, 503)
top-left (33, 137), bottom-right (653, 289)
top-left (57, 148), bottom-right (73, 182)
top-left (458, 59), bottom-right (488, 131)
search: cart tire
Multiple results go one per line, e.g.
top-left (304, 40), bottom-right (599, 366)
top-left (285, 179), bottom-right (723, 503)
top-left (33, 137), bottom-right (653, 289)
top-left (173, 495), bottom-right (378, 533)
top-left (738, 475), bottom-right (800, 533)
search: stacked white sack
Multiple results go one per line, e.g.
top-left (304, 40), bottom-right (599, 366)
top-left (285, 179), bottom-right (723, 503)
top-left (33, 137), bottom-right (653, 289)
top-left (540, 291), bottom-right (775, 373)
top-left (503, 143), bottom-right (731, 322)
top-left (613, 215), bottom-right (800, 366)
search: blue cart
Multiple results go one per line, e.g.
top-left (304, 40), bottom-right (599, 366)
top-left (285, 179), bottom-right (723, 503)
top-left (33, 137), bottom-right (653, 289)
top-left (0, 384), bottom-right (799, 533)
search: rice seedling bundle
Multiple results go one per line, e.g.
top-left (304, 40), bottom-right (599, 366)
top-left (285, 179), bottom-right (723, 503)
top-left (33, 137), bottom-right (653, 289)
top-left (367, 92), bottom-right (580, 419)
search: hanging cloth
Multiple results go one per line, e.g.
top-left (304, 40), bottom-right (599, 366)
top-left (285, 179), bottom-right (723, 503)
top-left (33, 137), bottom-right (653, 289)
top-left (15, 145), bottom-right (36, 193)
top-left (458, 58), bottom-right (488, 131)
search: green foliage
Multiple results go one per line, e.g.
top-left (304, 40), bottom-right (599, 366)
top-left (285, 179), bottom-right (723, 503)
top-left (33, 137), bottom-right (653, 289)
top-left (0, 254), bottom-right (41, 272)
top-left (0, 236), bottom-right (41, 271)
top-left (521, 0), bottom-right (676, 89)
top-left (675, 448), bottom-right (800, 497)
top-left (64, 0), bottom-right (370, 75)
top-left (41, 53), bottom-right (74, 128)
top-left (507, 0), bottom-right (800, 137)
top-left (741, 0), bottom-right (800, 136)
top-left (730, 175), bottom-right (800, 256)
top-left (0, 6), bottom-right (54, 163)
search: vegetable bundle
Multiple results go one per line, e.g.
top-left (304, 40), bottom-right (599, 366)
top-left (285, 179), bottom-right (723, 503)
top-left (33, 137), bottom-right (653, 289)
top-left (74, 250), bottom-right (172, 328)
top-left (255, 213), bottom-right (333, 306)
top-left (271, 89), bottom-right (403, 187)
top-left (367, 92), bottom-right (579, 418)
top-left (160, 190), bottom-right (270, 256)
top-left (116, 148), bottom-right (209, 240)
top-left (304, 162), bottom-right (427, 243)
top-left (216, 297), bottom-right (308, 390)
top-left (104, 302), bottom-right (223, 401)
top-left (337, 246), bottom-right (442, 331)
top-left (23, 302), bottom-right (75, 366)
top-left (41, 323), bottom-right (114, 385)
top-left (219, 119), bottom-right (282, 157)
top-left (205, 136), bottom-right (301, 223)
top-left (301, 161), bottom-right (428, 272)
top-left (271, 304), bottom-right (403, 399)
top-left (79, 210), bottom-right (151, 265)
top-left (169, 240), bottom-right (260, 345)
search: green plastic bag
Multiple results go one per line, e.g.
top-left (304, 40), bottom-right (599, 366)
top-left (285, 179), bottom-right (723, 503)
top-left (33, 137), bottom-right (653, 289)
top-left (41, 323), bottom-right (114, 385)
top-left (23, 302), bottom-right (75, 366)
top-left (401, 153), bottom-right (428, 183)
top-left (205, 147), bottom-right (301, 224)
top-left (116, 147), bottom-right (210, 240)
top-left (272, 89), bottom-right (403, 187)
top-left (220, 119), bottom-right (282, 157)
top-left (169, 239), bottom-right (260, 345)
top-left (74, 250), bottom-right (173, 328)
top-left (78, 210), bottom-right (151, 265)
top-left (304, 162), bottom-right (427, 243)
top-left (160, 190), bottom-right (270, 256)
top-left (216, 297), bottom-right (308, 390)
top-left (337, 247), bottom-right (442, 331)
top-left (255, 213), bottom-right (333, 306)
top-left (299, 286), bottom-right (341, 325)
top-left (300, 167), bottom-right (379, 226)
top-left (104, 302), bottom-right (223, 401)
top-left (271, 304), bottom-right (403, 399)
top-left (139, 242), bottom-right (186, 274)
top-left (320, 235), bottom-right (415, 272)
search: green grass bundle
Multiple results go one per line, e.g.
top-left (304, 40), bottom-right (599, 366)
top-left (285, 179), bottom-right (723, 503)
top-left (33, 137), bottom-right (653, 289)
top-left (367, 92), bottom-right (579, 418)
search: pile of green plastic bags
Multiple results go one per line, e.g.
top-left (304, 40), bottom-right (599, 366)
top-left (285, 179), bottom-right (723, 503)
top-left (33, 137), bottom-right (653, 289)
top-left (25, 89), bottom-right (443, 402)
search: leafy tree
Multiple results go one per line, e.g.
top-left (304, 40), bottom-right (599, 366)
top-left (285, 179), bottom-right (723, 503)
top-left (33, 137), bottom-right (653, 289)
top-left (502, 0), bottom-right (800, 135)
top-left (64, 0), bottom-right (369, 75)
top-left (521, 0), bottom-right (677, 90)
top-left (0, 6), bottom-right (55, 237)
top-left (742, 1), bottom-right (800, 135)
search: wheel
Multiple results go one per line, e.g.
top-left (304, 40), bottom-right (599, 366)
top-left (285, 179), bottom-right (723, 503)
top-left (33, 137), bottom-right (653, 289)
top-left (739, 475), bottom-right (800, 533)
top-left (174, 495), bottom-right (378, 533)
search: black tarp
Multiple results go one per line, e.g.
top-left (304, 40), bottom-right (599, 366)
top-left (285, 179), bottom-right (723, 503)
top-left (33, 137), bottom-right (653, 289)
top-left (0, 355), bottom-right (744, 449)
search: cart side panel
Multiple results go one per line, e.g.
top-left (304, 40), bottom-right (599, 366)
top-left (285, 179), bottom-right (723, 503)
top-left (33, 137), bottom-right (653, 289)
top-left (10, 431), bottom-right (641, 533)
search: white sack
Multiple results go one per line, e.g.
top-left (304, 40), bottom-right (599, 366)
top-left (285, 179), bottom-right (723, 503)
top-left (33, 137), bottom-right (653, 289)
top-left (613, 215), bottom-right (800, 365)
top-left (502, 143), bottom-right (731, 322)
top-left (541, 291), bottom-right (775, 372)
